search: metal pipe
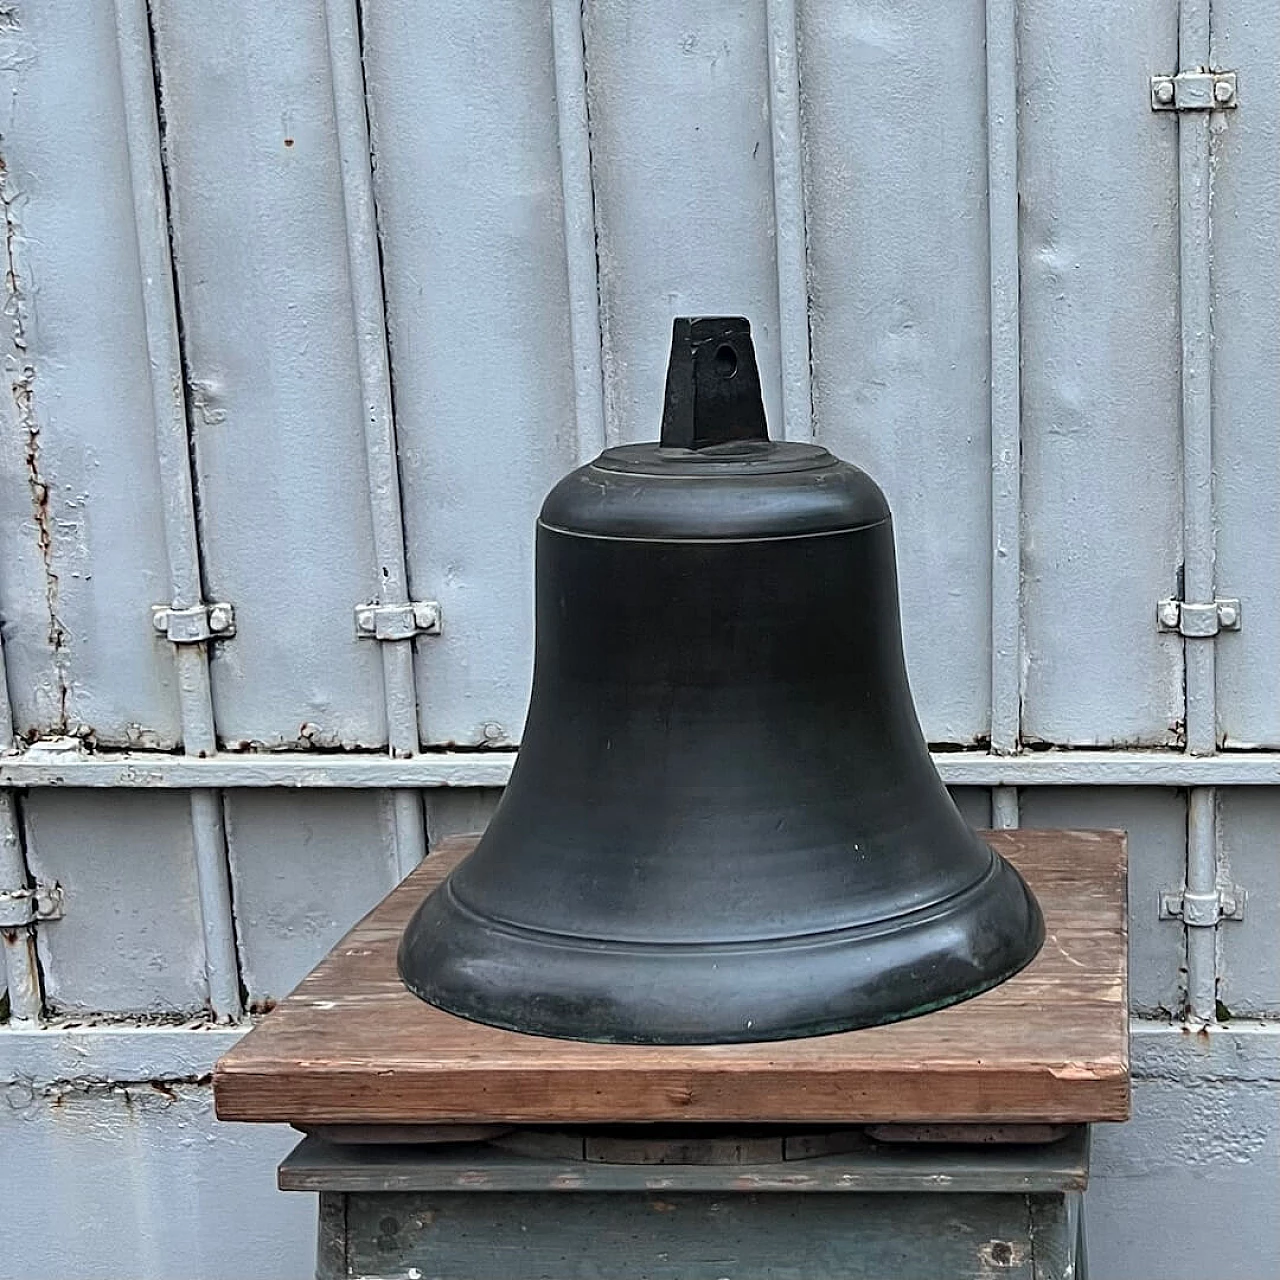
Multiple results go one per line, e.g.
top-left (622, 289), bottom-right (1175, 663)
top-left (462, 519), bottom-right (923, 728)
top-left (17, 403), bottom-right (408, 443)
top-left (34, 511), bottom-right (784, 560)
top-left (10, 745), bottom-right (1280, 790)
top-left (324, 0), bottom-right (427, 879)
top-left (550, 0), bottom-right (608, 459)
top-left (986, 0), bottom-right (1022, 760)
top-left (1176, 0), bottom-right (1219, 1020)
top-left (113, 0), bottom-right (241, 1020)
top-left (765, 0), bottom-right (813, 442)
top-left (990, 787), bottom-right (1020, 830)
top-left (0, 632), bottom-right (41, 1024)
top-left (0, 795), bottom-right (39, 1024)
top-left (1186, 787), bottom-right (1218, 1022)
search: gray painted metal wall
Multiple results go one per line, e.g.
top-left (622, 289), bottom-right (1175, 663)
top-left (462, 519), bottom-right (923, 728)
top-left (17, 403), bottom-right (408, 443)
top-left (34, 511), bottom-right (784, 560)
top-left (0, 1), bottom-right (1276, 1277)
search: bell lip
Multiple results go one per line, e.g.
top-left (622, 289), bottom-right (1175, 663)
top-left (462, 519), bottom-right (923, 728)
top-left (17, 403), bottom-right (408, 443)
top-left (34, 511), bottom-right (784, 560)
top-left (397, 855), bottom-right (1046, 1046)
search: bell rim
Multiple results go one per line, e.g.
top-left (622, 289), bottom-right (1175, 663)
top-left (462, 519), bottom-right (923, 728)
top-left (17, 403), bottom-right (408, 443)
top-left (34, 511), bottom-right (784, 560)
top-left (398, 853), bottom-right (1046, 1046)
top-left (399, 956), bottom-right (1042, 1046)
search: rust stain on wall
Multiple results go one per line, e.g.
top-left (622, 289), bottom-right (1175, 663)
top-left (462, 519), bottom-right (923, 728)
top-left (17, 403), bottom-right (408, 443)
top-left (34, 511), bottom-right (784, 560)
top-left (1, 150), bottom-right (69, 728)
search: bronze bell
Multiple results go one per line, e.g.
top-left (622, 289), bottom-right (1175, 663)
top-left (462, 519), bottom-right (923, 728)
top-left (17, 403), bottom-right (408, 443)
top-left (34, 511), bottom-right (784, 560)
top-left (399, 317), bottom-right (1044, 1044)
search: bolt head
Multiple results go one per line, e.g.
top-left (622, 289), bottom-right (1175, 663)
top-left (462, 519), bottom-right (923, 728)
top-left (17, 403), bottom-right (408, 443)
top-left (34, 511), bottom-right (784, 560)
top-left (1218, 601), bottom-right (1239, 628)
top-left (1154, 79), bottom-right (1175, 104)
top-left (355, 607), bottom-right (376, 633)
top-left (151, 609), bottom-right (170, 633)
top-left (1213, 78), bottom-right (1234, 104)
top-left (482, 722), bottom-right (504, 742)
top-left (1158, 600), bottom-right (1181, 629)
top-left (413, 601), bottom-right (442, 633)
top-left (208, 605), bottom-right (233, 633)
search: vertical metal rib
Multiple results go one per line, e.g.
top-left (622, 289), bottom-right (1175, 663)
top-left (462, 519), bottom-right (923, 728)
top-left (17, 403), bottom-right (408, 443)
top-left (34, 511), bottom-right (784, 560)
top-left (1177, 0), bottom-right (1218, 1022)
top-left (1178, 0), bottom-right (1215, 759)
top-left (985, 0), bottom-right (1022, 832)
top-left (113, 0), bottom-right (241, 1019)
top-left (550, 0), bottom-right (607, 460)
top-left (765, 0), bottom-right (813, 442)
top-left (986, 0), bottom-right (1022, 765)
top-left (323, 0), bottom-right (426, 879)
top-left (0, 634), bottom-right (42, 1024)
top-left (1186, 786), bottom-right (1217, 1021)
top-left (990, 787), bottom-right (1020, 830)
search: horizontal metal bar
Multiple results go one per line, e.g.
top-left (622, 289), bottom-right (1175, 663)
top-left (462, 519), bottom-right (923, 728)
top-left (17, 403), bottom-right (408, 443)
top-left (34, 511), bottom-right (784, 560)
top-left (4, 1021), bottom-right (1278, 1088)
top-left (9, 749), bottom-right (1280, 790)
top-left (0, 1023), bottom-right (243, 1085)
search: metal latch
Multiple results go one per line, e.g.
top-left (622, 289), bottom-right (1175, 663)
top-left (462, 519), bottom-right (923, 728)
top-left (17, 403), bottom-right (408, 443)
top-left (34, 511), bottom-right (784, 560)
top-left (0, 882), bottom-right (64, 928)
top-left (152, 602), bottom-right (236, 643)
top-left (1151, 70), bottom-right (1237, 111)
top-left (1157, 598), bottom-right (1241, 637)
top-left (1159, 883), bottom-right (1245, 927)
top-left (354, 601), bottom-right (442, 642)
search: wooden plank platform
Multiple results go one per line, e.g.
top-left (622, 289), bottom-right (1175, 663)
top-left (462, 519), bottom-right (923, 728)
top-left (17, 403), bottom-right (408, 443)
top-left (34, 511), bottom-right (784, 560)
top-left (277, 1127), bottom-right (1091, 1194)
top-left (214, 830), bottom-right (1128, 1126)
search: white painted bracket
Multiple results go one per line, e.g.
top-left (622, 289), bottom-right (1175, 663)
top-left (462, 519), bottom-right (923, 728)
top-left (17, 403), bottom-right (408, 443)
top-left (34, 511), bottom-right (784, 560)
top-left (1159, 884), bottom-right (1245, 927)
top-left (1157, 597), bottom-right (1241, 637)
top-left (354, 601), bottom-right (442, 642)
top-left (0, 882), bottom-right (64, 928)
top-left (151, 602), bottom-right (236, 643)
top-left (1151, 70), bottom-right (1237, 111)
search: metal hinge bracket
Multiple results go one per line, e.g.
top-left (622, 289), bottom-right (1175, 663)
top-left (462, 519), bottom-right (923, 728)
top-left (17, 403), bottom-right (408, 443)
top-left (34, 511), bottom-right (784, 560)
top-left (354, 601), bottom-right (442, 642)
top-left (151, 602), bottom-right (236, 643)
top-left (1159, 883), bottom-right (1245, 927)
top-left (1151, 70), bottom-right (1237, 111)
top-left (0, 881), bottom-right (64, 928)
top-left (1157, 597), bottom-right (1241, 637)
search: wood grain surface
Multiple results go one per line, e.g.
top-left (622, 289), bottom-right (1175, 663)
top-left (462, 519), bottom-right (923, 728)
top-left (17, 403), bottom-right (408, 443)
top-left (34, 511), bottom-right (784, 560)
top-left (214, 830), bottom-right (1128, 1125)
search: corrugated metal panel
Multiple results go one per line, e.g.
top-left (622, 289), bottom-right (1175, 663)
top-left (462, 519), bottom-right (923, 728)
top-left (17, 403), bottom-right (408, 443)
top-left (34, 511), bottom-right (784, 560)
top-left (1217, 791), bottom-right (1280, 1016)
top-left (0, 1), bottom-right (180, 747)
top-left (361, 0), bottom-right (580, 748)
top-left (799, 0), bottom-right (993, 744)
top-left (1018, 0), bottom-right (1184, 745)
top-left (586, 2), bottom-right (785, 448)
top-left (24, 792), bottom-right (206, 1015)
top-left (949, 788), bottom-right (994, 829)
top-left (150, 1), bottom-right (386, 749)
top-left (1211, 0), bottom-right (1280, 748)
top-left (1020, 788), bottom-right (1187, 1016)
top-left (226, 791), bottom-right (398, 1006)
top-left (426, 789), bottom-right (504, 846)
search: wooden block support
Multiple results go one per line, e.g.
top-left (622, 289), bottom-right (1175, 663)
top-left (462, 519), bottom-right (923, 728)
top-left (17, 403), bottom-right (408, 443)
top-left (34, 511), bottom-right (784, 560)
top-left (214, 830), bottom-right (1128, 1126)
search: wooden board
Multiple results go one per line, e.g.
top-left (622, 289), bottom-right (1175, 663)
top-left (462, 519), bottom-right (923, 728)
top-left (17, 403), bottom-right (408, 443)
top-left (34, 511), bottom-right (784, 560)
top-left (278, 1128), bottom-right (1090, 1193)
top-left (214, 830), bottom-right (1128, 1125)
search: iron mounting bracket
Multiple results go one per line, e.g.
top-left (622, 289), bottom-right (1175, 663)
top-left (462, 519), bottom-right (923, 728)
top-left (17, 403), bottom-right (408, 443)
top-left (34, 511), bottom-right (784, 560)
top-left (0, 881), bottom-right (64, 928)
top-left (151, 602), bottom-right (236, 643)
top-left (354, 601), bottom-right (442, 641)
top-left (1159, 883), bottom-right (1245, 927)
top-left (1151, 70), bottom-right (1238, 111)
top-left (1157, 597), bottom-right (1241, 637)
